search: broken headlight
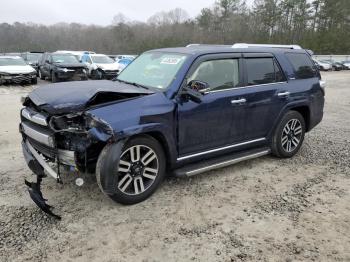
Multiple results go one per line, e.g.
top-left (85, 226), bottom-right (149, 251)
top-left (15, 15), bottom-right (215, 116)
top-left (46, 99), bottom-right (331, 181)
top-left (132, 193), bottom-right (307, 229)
top-left (49, 114), bottom-right (87, 132)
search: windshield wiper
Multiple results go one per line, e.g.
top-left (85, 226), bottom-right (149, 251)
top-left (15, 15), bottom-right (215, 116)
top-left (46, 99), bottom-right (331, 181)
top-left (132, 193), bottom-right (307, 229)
top-left (113, 78), bottom-right (149, 90)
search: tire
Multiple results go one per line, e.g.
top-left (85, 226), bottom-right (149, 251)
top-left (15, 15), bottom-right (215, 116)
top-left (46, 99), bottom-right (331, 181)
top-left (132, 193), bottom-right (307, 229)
top-left (96, 135), bottom-right (166, 205)
top-left (31, 77), bottom-right (37, 85)
top-left (92, 69), bottom-right (103, 80)
top-left (51, 71), bottom-right (58, 83)
top-left (38, 69), bottom-right (45, 80)
top-left (271, 111), bottom-right (306, 158)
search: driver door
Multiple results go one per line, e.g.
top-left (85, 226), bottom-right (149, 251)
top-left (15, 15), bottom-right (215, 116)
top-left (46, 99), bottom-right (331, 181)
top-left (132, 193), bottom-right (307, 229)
top-left (177, 53), bottom-right (244, 156)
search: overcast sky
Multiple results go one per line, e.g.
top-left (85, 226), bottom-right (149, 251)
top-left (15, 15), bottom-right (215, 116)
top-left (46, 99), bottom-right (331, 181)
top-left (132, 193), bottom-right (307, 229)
top-left (0, 0), bottom-right (236, 26)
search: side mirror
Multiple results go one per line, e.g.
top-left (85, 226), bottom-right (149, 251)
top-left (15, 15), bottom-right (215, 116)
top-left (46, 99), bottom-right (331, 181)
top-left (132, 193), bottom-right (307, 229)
top-left (45, 59), bottom-right (50, 64)
top-left (188, 80), bottom-right (210, 93)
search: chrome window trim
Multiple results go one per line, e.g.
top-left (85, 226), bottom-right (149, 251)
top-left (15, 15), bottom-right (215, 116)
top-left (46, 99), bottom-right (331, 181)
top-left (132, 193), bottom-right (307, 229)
top-left (177, 138), bottom-right (266, 161)
top-left (203, 81), bottom-right (287, 94)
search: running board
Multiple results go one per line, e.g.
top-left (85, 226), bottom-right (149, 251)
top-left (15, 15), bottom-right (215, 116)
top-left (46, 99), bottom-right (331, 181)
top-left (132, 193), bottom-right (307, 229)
top-left (174, 148), bottom-right (270, 177)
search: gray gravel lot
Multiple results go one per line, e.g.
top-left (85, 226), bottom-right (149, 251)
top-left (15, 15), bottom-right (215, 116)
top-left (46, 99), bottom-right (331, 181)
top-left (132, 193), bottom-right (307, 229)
top-left (0, 72), bottom-right (349, 262)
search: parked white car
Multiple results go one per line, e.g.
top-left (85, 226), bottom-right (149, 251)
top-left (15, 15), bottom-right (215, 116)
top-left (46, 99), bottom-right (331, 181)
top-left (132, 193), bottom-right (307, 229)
top-left (81, 54), bottom-right (120, 79)
top-left (0, 56), bottom-right (37, 85)
top-left (312, 58), bottom-right (332, 71)
top-left (340, 61), bottom-right (350, 70)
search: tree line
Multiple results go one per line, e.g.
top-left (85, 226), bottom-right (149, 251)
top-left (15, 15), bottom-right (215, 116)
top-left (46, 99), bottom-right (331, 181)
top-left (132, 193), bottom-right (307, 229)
top-left (0, 0), bottom-right (349, 55)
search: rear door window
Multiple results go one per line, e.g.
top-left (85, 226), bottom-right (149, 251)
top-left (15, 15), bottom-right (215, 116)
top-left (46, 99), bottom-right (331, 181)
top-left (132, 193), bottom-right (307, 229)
top-left (285, 53), bottom-right (317, 79)
top-left (245, 57), bottom-right (285, 86)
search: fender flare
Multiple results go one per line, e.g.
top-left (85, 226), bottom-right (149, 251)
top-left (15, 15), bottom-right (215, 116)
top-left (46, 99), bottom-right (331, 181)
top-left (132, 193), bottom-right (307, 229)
top-left (268, 100), bottom-right (310, 139)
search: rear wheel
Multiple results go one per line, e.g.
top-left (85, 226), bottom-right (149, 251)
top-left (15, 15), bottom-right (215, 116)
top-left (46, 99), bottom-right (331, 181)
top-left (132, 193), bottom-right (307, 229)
top-left (271, 111), bottom-right (305, 158)
top-left (96, 136), bottom-right (166, 205)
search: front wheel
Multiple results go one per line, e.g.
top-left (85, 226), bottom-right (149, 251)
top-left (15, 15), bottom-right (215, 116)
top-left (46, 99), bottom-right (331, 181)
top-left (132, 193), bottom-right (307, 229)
top-left (271, 111), bottom-right (305, 158)
top-left (51, 71), bottom-right (58, 83)
top-left (96, 136), bottom-right (166, 205)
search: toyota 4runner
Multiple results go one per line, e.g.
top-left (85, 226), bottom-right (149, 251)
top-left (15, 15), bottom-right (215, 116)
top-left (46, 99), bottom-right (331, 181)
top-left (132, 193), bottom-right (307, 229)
top-left (20, 43), bottom-right (325, 218)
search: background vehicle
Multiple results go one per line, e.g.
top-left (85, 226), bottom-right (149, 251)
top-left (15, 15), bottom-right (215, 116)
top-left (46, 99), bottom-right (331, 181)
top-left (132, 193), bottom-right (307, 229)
top-left (320, 59), bottom-right (343, 71)
top-left (312, 58), bottom-right (332, 71)
top-left (340, 61), bottom-right (350, 70)
top-left (81, 53), bottom-right (120, 79)
top-left (114, 55), bottom-right (137, 62)
top-left (116, 57), bottom-right (135, 71)
top-left (38, 53), bottom-right (88, 82)
top-left (56, 50), bottom-right (96, 62)
top-left (20, 44), bottom-right (324, 215)
top-left (0, 56), bottom-right (37, 85)
top-left (20, 52), bottom-right (43, 74)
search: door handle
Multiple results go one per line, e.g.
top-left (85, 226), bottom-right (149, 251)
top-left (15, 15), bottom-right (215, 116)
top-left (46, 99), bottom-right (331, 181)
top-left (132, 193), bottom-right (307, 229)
top-left (231, 98), bottom-right (246, 105)
top-left (277, 91), bottom-right (290, 97)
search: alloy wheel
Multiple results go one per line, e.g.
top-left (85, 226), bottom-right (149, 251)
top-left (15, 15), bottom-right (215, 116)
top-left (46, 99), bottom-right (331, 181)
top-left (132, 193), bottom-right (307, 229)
top-left (281, 119), bottom-right (303, 153)
top-left (117, 145), bottom-right (159, 195)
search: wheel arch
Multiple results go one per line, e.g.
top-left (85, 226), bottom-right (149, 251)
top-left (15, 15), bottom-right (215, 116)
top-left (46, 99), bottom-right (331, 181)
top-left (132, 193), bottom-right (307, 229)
top-left (290, 105), bottom-right (311, 132)
top-left (269, 101), bottom-right (311, 139)
top-left (124, 130), bottom-right (176, 169)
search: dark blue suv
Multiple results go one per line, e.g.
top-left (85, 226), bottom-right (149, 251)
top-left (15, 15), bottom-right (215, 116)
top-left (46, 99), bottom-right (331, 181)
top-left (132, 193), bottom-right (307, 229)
top-left (20, 44), bottom-right (324, 217)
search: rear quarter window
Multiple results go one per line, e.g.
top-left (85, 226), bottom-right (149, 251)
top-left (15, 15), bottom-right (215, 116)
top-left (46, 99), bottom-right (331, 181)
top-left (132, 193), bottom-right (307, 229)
top-left (286, 53), bottom-right (318, 79)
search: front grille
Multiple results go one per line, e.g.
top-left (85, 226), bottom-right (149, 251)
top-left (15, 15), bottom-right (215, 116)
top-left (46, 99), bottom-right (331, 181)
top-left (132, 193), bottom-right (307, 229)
top-left (10, 74), bottom-right (32, 83)
top-left (28, 137), bottom-right (57, 159)
top-left (71, 68), bottom-right (84, 74)
top-left (104, 70), bottom-right (118, 76)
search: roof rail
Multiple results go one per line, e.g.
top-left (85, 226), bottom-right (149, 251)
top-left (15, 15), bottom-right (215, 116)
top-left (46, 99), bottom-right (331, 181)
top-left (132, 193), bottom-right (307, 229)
top-left (232, 43), bottom-right (302, 50)
top-left (186, 44), bottom-right (201, 47)
top-left (185, 43), bottom-right (231, 48)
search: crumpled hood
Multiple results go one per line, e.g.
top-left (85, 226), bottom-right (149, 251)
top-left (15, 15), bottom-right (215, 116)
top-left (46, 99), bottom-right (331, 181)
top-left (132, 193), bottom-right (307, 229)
top-left (27, 80), bottom-right (154, 114)
top-left (95, 63), bottom-right (119, 71)
top-left (0, 65), bottom-right (36, 74)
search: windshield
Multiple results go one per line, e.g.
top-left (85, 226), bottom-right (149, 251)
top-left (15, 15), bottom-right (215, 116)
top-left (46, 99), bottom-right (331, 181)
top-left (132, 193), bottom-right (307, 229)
top-left (52, 55), bottom-right (79, 64)
top-left (91, 55), bottom-right (114, 64)
top-left (117, 52), bottom-right (188, 90)
top-left (0, 57), bottom-right (27, 66)
top-left (27, 53), bottom-right (42, 63)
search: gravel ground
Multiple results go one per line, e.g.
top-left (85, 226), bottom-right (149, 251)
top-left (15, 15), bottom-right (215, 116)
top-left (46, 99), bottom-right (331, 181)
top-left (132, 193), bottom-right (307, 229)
top-left (0, 73), bottom-right (349, 262)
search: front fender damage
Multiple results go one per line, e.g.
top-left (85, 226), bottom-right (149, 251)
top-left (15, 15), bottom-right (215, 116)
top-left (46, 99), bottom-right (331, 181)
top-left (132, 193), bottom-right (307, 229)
top-left (24, 111), bottom-right (116, 219)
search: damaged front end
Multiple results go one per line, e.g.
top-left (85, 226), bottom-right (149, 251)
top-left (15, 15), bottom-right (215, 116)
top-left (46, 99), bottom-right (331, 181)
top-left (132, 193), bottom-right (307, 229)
top-left (20, 98), bottom-right (116, 219)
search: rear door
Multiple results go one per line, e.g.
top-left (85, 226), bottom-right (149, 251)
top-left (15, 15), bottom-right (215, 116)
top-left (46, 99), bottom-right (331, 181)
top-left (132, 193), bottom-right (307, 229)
top-left (238, 53), bottom-right (289, 140)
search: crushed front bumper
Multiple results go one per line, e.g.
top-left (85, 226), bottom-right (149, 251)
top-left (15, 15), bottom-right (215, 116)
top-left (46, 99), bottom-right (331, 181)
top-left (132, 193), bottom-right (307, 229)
top-left (0, 73), bottom-right (36, 84)
top-left (22, 139), bottom-right (62, 219)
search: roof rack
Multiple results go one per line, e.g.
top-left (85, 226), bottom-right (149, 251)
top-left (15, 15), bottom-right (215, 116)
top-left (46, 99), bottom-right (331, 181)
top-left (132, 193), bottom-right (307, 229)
top-left (232, 43), bottom-right (302, 49)
top-left (186, 44), bottom-right (231, 48)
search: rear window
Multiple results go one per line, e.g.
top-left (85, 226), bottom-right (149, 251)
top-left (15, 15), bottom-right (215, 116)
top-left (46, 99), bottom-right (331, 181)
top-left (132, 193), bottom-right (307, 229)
top-left (286, 53), bottom-right (317, 79)
top-left (246, 58), bottom-right (285, 86)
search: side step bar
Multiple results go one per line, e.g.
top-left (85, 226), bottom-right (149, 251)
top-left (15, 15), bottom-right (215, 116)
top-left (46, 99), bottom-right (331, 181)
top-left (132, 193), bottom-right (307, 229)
top-left (174, 148), bottom-right (270, 177)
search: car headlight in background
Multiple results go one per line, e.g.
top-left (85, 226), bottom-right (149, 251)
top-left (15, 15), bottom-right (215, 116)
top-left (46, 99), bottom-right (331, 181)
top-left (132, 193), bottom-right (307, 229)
top-left (83, 69), bottom-right (87, 74)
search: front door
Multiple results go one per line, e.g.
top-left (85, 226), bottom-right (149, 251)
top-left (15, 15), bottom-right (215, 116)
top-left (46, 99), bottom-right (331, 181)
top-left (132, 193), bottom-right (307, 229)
top-left (177, 54), bottom-right (244, 157)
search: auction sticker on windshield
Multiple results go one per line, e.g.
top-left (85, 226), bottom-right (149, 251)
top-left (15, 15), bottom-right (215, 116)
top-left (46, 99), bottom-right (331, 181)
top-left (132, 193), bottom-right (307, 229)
top-left (161, 57), bottom-right (182, 65)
